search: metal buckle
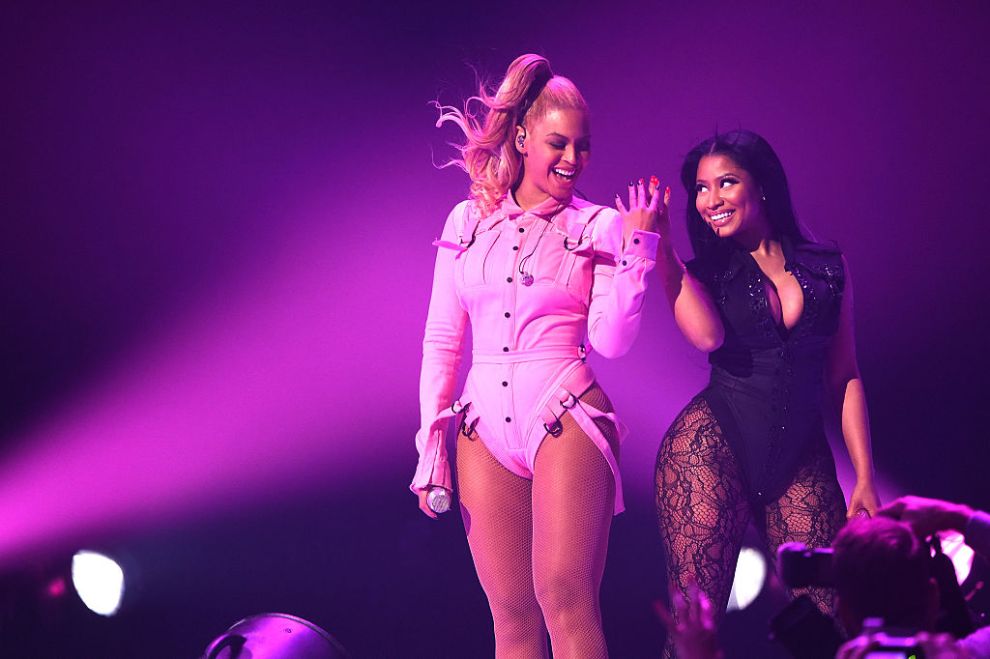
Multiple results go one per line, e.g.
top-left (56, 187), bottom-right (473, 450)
top-left (560, 393), bottom-right (577, 409)
top-left (543, 419), bottom-right (563, 437)
top-left (451, 400), bottom-right (476, 437)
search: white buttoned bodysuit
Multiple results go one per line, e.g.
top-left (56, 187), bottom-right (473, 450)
top-left (412, 194), bottom-right (659, 513)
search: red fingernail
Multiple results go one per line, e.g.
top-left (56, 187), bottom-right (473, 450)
top-left (665, 186), bottom-right (671, 195)
top-left (638, 178), bottom-right (644, 185)
top-left (650, 175), bottom-right (659, 187)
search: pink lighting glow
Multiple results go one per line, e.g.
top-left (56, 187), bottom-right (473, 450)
top-left (0, 203), bottom-right (423, 567)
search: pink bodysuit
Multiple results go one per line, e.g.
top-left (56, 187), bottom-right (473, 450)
top-left (412, 193), bottom-right (659, 514)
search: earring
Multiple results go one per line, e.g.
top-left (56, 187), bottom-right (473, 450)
top-left (517, 136), bottom-right (525, 148)
top-left (761, 193), bottom-right (767, 201)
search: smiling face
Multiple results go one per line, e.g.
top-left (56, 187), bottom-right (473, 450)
top-left (695, 153), bottom-right (770, 242)
top-left (514, 107), bottom-right (590, 207)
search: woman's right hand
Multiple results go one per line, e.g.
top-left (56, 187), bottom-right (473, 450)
top-left (417, 488), bottom-right (438, 519)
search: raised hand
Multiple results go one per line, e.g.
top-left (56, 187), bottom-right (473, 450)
top-left (654, 582), bottom-right (723, 659)
top-left (615, 176), bottom-right (670, 250)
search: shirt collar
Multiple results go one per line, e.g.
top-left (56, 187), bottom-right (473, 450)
top-left (501, 192), bottom-right (571, 219)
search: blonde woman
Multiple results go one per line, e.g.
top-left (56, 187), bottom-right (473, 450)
top-left (411, 54), bottom-right (666, 658)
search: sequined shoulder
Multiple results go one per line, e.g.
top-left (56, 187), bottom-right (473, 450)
top-left (794, 241), bottom-right (844, 292)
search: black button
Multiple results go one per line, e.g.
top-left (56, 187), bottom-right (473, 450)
top-left (512, 245), bottom-right (519, 251)
top-left (506, 277), bottom-right (513, 283)
top-left (502, 346), bottom-right (509, 352)
top-left (505, 416), bottom-right (512, 422)
top-left (633, 238), bottom-right (640, 245)
top-left (621, 260), bottom-right (627, 266)
top-left (504, 312), bottom-right (510, 318)
top-left (501, 381), bottom-right (508, 387)
top-left (518, 227), bottom-right (525, 233)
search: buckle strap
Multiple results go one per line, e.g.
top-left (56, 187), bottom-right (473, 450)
top-left (450, 399), bottom-right (480, 438)
top-left (541, 386), bottom-right (580, 437)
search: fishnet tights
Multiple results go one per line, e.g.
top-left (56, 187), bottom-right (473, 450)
top-left (456, 385), bottom-right (618, 659)
top-left (655, 396), bottom-right (846, 658)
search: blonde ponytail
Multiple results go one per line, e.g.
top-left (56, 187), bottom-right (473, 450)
top-left (435, 54), bottom-right (588, 217)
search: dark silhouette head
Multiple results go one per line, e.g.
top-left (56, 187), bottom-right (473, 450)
top-left (832, 517), bottom-right (937, 635)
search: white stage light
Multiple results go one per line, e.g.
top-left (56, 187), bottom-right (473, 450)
top-left (727, 546), bottom-right (767, 611)
top-left (71, 550), bottom-right (125, 616)
top-left (939, 531), bottom-right (975, 586)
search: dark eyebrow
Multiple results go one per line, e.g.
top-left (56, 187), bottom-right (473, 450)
top-left (546, 132), bottom-right (591, 141)
top-left (696, 171), bottom-right (741, 184)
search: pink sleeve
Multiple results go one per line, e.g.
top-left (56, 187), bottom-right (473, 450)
top-left (411, 202), bottom-right (470, 493)
top-left (586, 209), bottom-right (660, 358)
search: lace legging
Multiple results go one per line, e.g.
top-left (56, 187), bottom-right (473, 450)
top-left (655, 395), bottom-right (846, 658)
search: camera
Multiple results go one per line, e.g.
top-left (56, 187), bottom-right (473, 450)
top-left (858, 619), bottom-right (925, 659)
top-left (777, 541), bottom-right (834, 588)
top-left (860, 632), bottom-right (924, 658)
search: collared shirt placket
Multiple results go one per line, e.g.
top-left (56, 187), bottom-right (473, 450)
top-left (498, 214), bottom-right (528, 446)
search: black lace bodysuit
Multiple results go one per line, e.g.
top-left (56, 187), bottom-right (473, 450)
top-left (689, 237), bottom-right (845, 501)
top-left (655, 237), bottom-right (849, 655)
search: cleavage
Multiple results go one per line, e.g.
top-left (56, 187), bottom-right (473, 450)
top-left (761, 270), bottom-right (804, 332)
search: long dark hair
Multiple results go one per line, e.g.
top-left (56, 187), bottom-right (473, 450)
top-left (680, 129), bottom-right (809, 261)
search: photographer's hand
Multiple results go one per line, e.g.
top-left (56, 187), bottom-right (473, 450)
top-left (837, 631), bottom-right (967, 658)
top-left (878, 495), bottom-right (974, 538)
top-left (654, 582), bottom-right (723, 659)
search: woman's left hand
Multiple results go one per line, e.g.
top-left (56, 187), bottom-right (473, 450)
top-left (847, 478), bottom-right (881, 520)
top-left (615, 176), bottom-right (669, 250)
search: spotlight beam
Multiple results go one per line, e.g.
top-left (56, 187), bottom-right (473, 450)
top-left (0, 224), bottom-right (421, 566)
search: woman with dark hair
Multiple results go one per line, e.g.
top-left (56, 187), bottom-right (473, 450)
top-left (412, 54), bottom-right (664, 658)
top-left (652, 129), bottom-right (879, 654)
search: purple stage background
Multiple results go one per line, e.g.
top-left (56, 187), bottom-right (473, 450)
top-left (2, 1), bottom-right (989, 656)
